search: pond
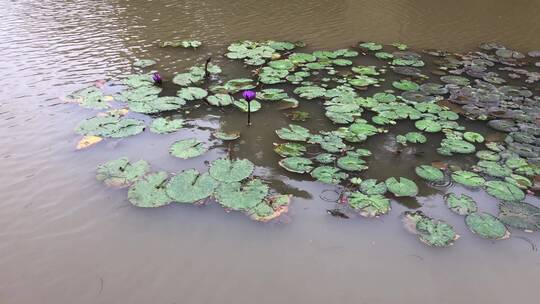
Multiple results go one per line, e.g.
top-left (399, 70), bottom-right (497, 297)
top-left (1, 0), bottom-right (540, 303)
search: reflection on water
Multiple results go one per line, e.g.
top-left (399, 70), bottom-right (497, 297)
top-left (1, 0), bottom-right (540, 303)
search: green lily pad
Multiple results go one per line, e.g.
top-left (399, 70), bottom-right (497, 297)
top-left (133, 59), bottom-right (156, 68)
top-left (275, 124), bottom-right (310, 141)
top-left (159, 40), bottom-right (202, 48)
top-left (385, 177), bottom-right (418, 197)
top-left (279, 157), bottom-right (314, 173)
top-left (414, 119), bottom-right (441, 133)
top-left (349, 75), bottom-right (379, 87)
top-left (392, 80), bottom-right (419, 91)
top-left (337, 154), bottom-right (368, 172)
top-left (360, 179), bottom-right (387, 195)
top-left (150, 118), bottom-right (184, 134)
top-left (359, 42), bottom-right (383, 51)
top-left (416, 217), bottom-right (458, 247)
top-left (96, 157), bottom-right (150, 188)
top-left (310, 166), bottom-right (348, 184)
top-left (476, 150), bottom-right (500, 161)
top-left (177, 87), bottom-right (208, 101)
top-left (294, 86), bottom-right (326, 99)
top-left (444, 193), bottom-right (477, 215)
top-left (315, 153), bottom-right (336, 164)
top-left (166, 169), bottom-right (218, 203)
top-left (258, 88), bottom-right (288, 101)
top-left (75, 116), bottom-right (145, 138)
top-left (127, 171), bottom-right (172, 208)
top-left (463, 132), bottom-right (485, 143)
top-left (68, 86), bottom-right (109, 110)
top-left (465, 212), bottom-right (510, 240)
top-left (213, 131), bottom-right (240, 141)
top-left (233, 100), bottom-right (261, 112)
top-left (451, 171), bottom-right (485, 188)
top-left (128, 96), bottom-right (186, 114)
top-left (476, 161), bottom-right (512, 178)
top-left (498, 201), bottom-right (540, 231)
top-left (215, 179), bottom-right (269, 211)
top-left (349, 192), bottom-right (391, 217)
top-left (209, 158), bottom-right (254, 182)
top-left (274, 142), bottom-right (306, 157)
top-left (484, 180), bottom-right (525, 202)
top-left (375, 52), bottom-right (394, 60)
top-left (405, 132), bottom-right (427, 144)
top-left (207, 94), bottom-right (234, 106)
top-left (440, 138), bottom-right (476, 154)
top-left (415, 165), bottom-right (445, 182)
top-left (169, 139), bottom-right (207, 159)
top-left (441, 75), bottom-right (470, 86)
top-left (268, 59), bottom-right (294, 70)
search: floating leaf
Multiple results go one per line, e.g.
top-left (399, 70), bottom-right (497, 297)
top-left (166, 169), bottom-right (218, 203)
top-left (465, 212), bottom-right (510, 240)
top-left (360, 179), bottom-right (387, 195)
top-left (484, 180), bottom-right (525, 202)
top-left (476, 160), bottom-right (512, 178)
top-left (415, 119), bottom-right (442, 133)
top-left (177, 87), bottom-right (208, 101)
top-left (294, 86), bottom-right (326, 99)
top-left (310, 166), bottom-right (348, 184)
top-left (75, 116), bottom-right (145, 138)
top-left (275, 124), bottom-right (310, 141)
top-left (274, 142), bottom-right (306, 157)
top-left (444, 193), bottom-right (477, 215)
top-left (76, 135), bottom-right (103, 150)
top-left (215, 179), bottom-right (269, 211)
top-left (385, 177), bottom-right (418, 197)
top-left (315, 153), bottom-right (336, 164)
top-left (207, 94), bottom-right (234, 106)
top-left (349, 192), bottom-right (391, 217)
top-left (463, 131), bottom-right (485, 143)
top-left (133, 59), bottom-right (156, 68)
top-left (405, 132), bottom-right (427, 144)
top-left (286, 111), bottom-right (310, 121)
top-left (498, 201), bottom-right (540, 231)
top-left (359, 42), bottom-right (382, 51)
top-left (213, 131), bottom-right (240, 141)
top-left (415, 165), bottom-right (445, 182)
top-left (169, 139), bottom-right (207, 159)
top-left (279, 157), bottom-right (313, 173)
top-left (96, 157), bottom-right (149, 188)
top-left (451, 171), bottom-right (485, 188)
top-left (160, 40), bottom-right (202, 48)
top-left (150, 118), bottom-right (184, 134)
top-left (233, 100), bottom-right (261, 112)
top-left (337, 154), bottom-right (368, 171)
top-left (416, 217), bottom-right (458, 247)
top-left (209, 158), bottom-right (254, 182)
top-left (128, 172), bottom-right (172, 208)
top-left (440, 138), bottom-right (476, 154)
top-left (476, 150), bottom-right (500, 161)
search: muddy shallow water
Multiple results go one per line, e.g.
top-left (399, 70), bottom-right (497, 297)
top-left (1, 0), bottom-right (540, 303)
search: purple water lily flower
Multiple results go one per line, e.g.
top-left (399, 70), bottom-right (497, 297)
top-left (242, 90), bottom-right (256, 102)
top-left (152, 72), bottom-right (162, 85)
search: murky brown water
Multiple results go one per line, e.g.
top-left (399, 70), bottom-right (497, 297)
top-left (1, 0), bottom-right (540, 303)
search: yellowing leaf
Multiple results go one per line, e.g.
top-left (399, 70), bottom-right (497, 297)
top-left (76, 135), bottom-right (103, 150)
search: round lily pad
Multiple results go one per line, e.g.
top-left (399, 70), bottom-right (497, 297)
top-left (463, 132), bottom-right (485, 143)
top-left (128, 172), bottom-right (172, 208)
top-left (274, 142), bottom-right (306, 157)
top-left (337, 154), bottom-right (367, 172)
top-left (213, 131), bottom-right (240, 141)
top-left (279, 157), bottom-right (313, 173)
top-left (215, 179), bottom-right (269, 211)
top-left (349, 192), bottom-right (391, 217)
top-left (416, 217), bottom-right (458, 247)
top-left (444, 193), bottom-right (477, 215)
top-left (207, 94), bottom-right (234, 106)
top-left (275, 124), bottom-right (310, 141)
top-left (209, 158), bottom-right (254, 182)
top-left (392, 80), bottom-right (419, 91)
top-left (484, 180), bottom-right (525, 202)
top-left (415, 119), bottom-right (442, 133)
top-left (385, 177), bottom-right (418, 197)
top-left (150, 118), bottom-right (184, 134)
top-left (96, 157), bottom-right (150, 188)
top-left (465, 212), bottom-right (510, 240)
top-left (498, 201), bottom-right (540, 231)
top-left (360, 179), bottom-right (387, 195)
top-left (415, 165), bottom-right (445, 182)
top-left (310, 166), bottom-right (348, 184)
top-left (451, 170), bottom-right (485, 188)
top-left (166, 169), bottom-right (218, 203)
top-left (169, 139), bottom-right (207, 159)
top-left (76, 116), bottom-right (145, 138)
